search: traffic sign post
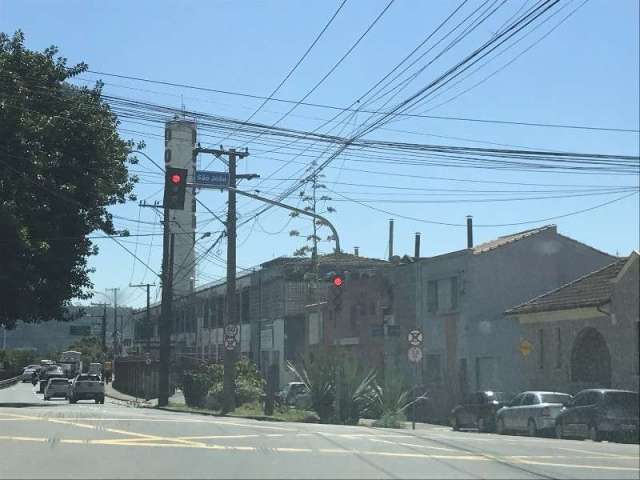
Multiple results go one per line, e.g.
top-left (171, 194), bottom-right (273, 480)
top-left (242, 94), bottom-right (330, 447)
top-left (407, 328), bottom-right (423, 430)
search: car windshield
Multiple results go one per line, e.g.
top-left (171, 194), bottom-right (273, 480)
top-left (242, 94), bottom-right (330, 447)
top-left (539, 393), bottom-right (571, 404)
top-left (604, 392), bottom-right (639, 412)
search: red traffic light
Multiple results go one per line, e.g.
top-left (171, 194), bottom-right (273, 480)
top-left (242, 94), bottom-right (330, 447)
top-left (170, 173), bottom-right (182, 184)
top-left (332, 275), bottom-right (344, 287)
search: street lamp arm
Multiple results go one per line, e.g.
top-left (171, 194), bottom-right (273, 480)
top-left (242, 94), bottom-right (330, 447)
top-left (225, 187), bottom-right (341, 254)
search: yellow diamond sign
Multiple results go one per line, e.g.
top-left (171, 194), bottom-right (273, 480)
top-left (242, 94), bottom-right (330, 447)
top-left (519, 339), bottom-right (534, 357)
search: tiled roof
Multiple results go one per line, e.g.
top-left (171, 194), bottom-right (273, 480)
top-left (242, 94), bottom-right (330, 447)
top-left (472, 225), bottom-right (556, 254)
top-left (505, 257), bottom-right (628, 315)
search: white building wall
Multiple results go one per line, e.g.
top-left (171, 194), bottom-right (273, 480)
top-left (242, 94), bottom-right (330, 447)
top-left (165, 119), bottom-right (196, 299)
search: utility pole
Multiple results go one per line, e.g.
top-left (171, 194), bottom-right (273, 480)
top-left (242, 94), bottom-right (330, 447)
top-left (194, 145), bottom-right (254, 413)
top-left (130, 283), bottom-right (156, 347)
top-left (91, 302), bottom-right (108, 351)
top-left (107, 288), bottom-right (119, 355)
top-left (159, 209), bottom-right (175, 407)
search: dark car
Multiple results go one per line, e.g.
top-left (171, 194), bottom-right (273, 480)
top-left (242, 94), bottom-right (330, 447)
top-left (555, 389), bottom-right (639, 442)
top-left (450, 391), bottom-right (513, 432)
top-left (38, 365), bottom-right (65, 393)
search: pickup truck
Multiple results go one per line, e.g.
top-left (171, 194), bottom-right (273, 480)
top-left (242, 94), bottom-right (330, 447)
top-left (69, 374), bottom-right (105, 404)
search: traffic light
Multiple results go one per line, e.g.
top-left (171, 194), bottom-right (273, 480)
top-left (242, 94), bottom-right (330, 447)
top-left (164, 167), bottom-right (188, 210)
top-left (329, 272), bottom-right (345, 311)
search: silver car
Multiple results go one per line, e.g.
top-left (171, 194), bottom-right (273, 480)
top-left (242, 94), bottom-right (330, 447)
top-left (496, 391), bottom-right (572, 437)
top-left (44, 377), bottom-right (71, 400)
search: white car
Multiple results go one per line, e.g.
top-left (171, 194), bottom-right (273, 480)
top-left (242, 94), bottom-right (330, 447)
top-left (22, 365), bottom-right (39, 382)
top-left (44, 377), bottom-right (71, 400)
top-left (496, 391), bottom-right (572, 437)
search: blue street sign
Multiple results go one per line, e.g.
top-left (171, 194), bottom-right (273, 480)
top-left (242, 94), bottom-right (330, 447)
top-left (194, 170), bottom-right (229, 187)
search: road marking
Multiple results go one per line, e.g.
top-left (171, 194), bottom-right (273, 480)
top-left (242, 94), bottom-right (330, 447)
top-left (555, 445), bottom-right (636, 458)
top-left (512, 458), bottom-right (640, 471)
top-left (0, 435), bottom-right (48, 443)
top-left (367, 437), bottom-right (457, 452)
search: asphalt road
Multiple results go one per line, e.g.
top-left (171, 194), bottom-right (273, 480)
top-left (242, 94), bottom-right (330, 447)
top-left (1, 382), bottom-right (638, 479)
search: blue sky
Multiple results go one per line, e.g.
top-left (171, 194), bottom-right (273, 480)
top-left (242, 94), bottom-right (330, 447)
top-left (2, 0), bottom-right (638, 308)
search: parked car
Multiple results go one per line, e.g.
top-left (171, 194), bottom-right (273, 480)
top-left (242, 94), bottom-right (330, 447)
top-left (44, 377), bottom-right (71, 400)
top-left (21, 365), bottom-right (40, 382)
top-left (496, 391), bottom-right (572, 437)
top-left (38, 365), bottom-right (65, 393)
top-left (555, 389), bottom-right (639, 442)
top-left (450, 391), bottom-right (513, 432)
top-left (69, 374), bottom-right (105, 404)
top-left (278, 382), bottom-right (309, 406)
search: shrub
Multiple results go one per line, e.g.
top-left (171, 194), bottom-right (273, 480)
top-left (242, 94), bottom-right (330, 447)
top-left (182, 371), bottom-right (210, 408)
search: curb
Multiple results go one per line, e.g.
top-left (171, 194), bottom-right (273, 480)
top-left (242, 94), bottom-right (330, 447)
top-left (155, 405), bottom-right (287, 422)
top-left (104, 387), bottom-right (154, 407)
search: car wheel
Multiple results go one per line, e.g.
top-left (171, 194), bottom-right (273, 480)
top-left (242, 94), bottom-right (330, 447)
top-left (527, 419), bottom-right (538, 437)
top-left (590, 424), bottom-right (603, 442)
top-left (497, 418), bottom-right (506, 435)
top-left (44, 396), bottom-right (49, 401)
top-left (451, 415), bottom-right (460, 431)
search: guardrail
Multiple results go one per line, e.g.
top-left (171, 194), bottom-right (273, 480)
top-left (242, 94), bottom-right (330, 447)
top-left (0, 375), bottom-right (21, 390)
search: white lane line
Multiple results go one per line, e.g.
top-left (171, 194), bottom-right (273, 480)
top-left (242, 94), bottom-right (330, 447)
top-left (555, 445), bottom-right (639, 459)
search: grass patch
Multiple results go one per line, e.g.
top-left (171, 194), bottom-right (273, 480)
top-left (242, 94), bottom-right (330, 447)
top-left (371, 412), bottom-right (406, 429)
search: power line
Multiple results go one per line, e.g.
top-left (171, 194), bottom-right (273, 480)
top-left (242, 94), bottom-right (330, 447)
top-left (83, 70), bottom-right (639, 133)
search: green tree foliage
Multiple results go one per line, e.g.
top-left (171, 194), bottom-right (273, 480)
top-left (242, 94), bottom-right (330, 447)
top-left (0, 31), bottom-right (139, 328)
top-left (182, 357), bottom-right (265, 410)
top-left (0, 348), bottom-right (37, 378)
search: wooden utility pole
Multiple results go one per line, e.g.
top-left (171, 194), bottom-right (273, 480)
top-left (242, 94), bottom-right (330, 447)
top-left (159, 203), bottom-right (175, 407)
top-left (194, 146), bottom-right (254, 414)
top-left (107, 288), bottom-right (119, 354)
top-left (91, 302), bottom-right (108, 351)
top-left (130, 282), bottom-right (156, 344)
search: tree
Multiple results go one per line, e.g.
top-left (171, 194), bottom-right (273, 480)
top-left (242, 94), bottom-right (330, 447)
top-left (289, 167), bottom-right (336, 259)
top-left (0, 31), bottom-right (139, 329)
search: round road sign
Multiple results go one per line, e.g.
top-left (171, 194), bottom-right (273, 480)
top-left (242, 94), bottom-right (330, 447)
top-left (224, 336), bottom-right (237, 351)
top-left (408, 346), bottom-right (423, 363)
top-left (408, 329), bottom-right (423, 346)
top-left (224, 324), bottom-right (239, 336)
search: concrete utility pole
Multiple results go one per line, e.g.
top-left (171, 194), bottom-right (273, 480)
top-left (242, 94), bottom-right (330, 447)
top-left (107, 288), bottom-right (119, 354)
top-left (194, 146), bottom-right (254, 413)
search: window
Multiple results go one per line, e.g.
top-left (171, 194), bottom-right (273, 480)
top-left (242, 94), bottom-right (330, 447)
top-left (427, 280), bottom-right (438, 312)
top-left (450, 277), bottom-right (459, 310)
top-left (425, 354), bottom-right (442, 383)
top-left (522, 393), bottom-right (538, 405)
top-left (509, 393), bottom-right (525, 406)
top-left (573, 391), bottom-right (600, 407)
top-left (555, 327), bottom-right (562, 369)
top-left (538, 329), bottom-right (544, 370)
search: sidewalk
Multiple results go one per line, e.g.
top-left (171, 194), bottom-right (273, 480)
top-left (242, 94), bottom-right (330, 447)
top-left (104, 383), bottom-right (186, 408)
top-left (104, 383), bottom-right (156, 407)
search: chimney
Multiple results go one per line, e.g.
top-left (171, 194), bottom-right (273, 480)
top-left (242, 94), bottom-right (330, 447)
top-left (466, 215), bottom-right (473, 249)
top-left (414, 232), bottom-right (421, 259)
top-left (354, 246), bottom-right (359, 257)
top-left (388, 219), bottom-right (394, 261)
